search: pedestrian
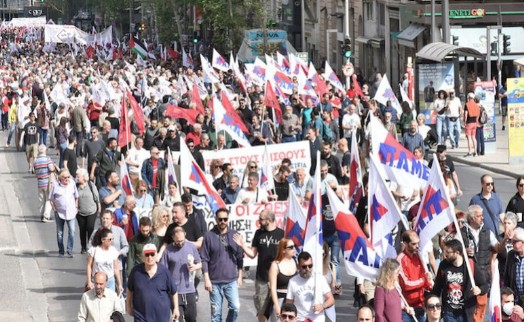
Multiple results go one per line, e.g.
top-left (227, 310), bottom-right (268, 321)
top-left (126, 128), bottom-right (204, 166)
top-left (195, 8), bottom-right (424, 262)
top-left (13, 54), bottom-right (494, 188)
top-left (279, 303), bottom-right (299, 322)
top-left (49, 168), bottom-right (78, 257)
top-left (34, 144), bottom-right (56, 222)
top-left (235, 172), bottom-right (269, 204)
top-left (505, 176), bottom-right (524, 226)
top-left (432, 239), bottom-right (488, 321)
top-left (63, 135), bottom-right (78, 179)
top-left (500, 287), bottom-right (524, 321)
top-left (98, 170), bottom-right (126, 213)
top-left (77, 272), bottom-right (122, 322)
top-left (113, 195), bottom-right (139, 241)
top-left (463, 93), bottom-right (479, 157)
top-left (55, 116), bottom-right (69, 169)
top-left (201, 208), bottom-right (244, 322)
top-left (127, 217), bottom-right (161, 276)
top-left (20, 112), bottom-right (39, 172)
top-left (91, 137), bottom-right (121, 189)
top-left (469, 174), bottom-right (504, 235)
top-left (374, 258), bottom-right (414, 322)
top-left (285, 251), bottom-right (335, 322)
top-left (322, 242), bottom-right (337, 322)
top-left (434, 90), bottom-right (448, 145)
top-left (160, 226), bottom-right (202, 322)
top-left (233, 209), bottom-right (285, 322)
top-left (127, 243), bottom-right (179, 322)
top-left (268, 238), bottom-right (297, 320)
top-left (141, 146), bottom-right (165, 201)
top-left (424, 295), bottom-right (442, 322)
top-left (496, 212), bottom-right (518, 275)
top-left (76, 168), bottom-right (100, 254)
top-left (86, 228), bottom-right (123, 294)
top-left (503, 227), bottom-right (524, 306)
top-left (151, 205), bottom-right (171, 240)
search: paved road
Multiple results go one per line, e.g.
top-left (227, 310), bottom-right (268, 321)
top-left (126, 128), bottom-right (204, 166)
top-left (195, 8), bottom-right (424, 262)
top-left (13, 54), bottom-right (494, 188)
top-left (0, 129), bottom-right (518, 321)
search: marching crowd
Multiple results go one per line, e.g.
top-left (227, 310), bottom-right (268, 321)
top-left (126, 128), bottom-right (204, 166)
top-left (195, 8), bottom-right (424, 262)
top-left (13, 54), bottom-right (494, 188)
top-left (1, 30), bottom-right (522, 322)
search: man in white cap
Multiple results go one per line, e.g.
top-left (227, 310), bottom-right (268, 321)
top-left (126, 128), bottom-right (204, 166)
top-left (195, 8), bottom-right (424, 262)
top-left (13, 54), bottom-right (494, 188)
top-left (127, 243), bottom-right (179, 322)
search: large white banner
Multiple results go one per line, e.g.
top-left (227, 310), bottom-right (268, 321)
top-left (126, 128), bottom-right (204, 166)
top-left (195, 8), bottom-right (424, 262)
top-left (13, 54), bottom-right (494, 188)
top-left (8, 17), bottom-right (47, 27)
top-left (201, 141), bottom-right (311, 177)
top-left (45, 25), bottom-right (112, 46)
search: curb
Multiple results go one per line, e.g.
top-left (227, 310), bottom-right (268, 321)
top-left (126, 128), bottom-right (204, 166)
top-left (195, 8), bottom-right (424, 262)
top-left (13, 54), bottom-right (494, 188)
top-left (448, 155), bottom-right (520, 179)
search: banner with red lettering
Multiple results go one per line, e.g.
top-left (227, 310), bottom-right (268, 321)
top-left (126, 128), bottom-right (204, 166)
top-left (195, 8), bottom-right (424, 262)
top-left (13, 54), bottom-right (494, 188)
top-left (201, 141), bottom-right (311, 177)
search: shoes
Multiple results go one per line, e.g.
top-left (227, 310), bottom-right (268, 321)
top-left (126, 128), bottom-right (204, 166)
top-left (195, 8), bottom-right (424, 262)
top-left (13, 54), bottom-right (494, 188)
top-left (59, 253), bottom-right (64, 258)
top-left (66, 252), bottom-right (74, 258)
top-left (450, 145), bottom-right (455, 149)
top-left (473, 153), bottom-right (477, 157)
top-left (502, 125), bottom-right (506, 131)
top-left (41, 218), bottom-right (53, 223)
top-left (81, 249), bottom-right (87, 254)
top-left (195, 290), bottom-right (199, 302)
top-left (334, 284), bottom-right (343, 296)
top-left (464, 153), bottom-right (472, 157)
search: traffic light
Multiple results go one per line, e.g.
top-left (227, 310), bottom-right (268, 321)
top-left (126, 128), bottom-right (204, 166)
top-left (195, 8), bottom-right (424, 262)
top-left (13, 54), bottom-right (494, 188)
top-left (452, 35), bottom-right (459, 46)
top-left (503, 34), bottom-right (511, 55)
top-left (343, 37), bottom-right (351, 59)
top-left (193, 31), bottom-right (200, 44)
top-left (490, 42), bottom-right (498, 55)
top-left (266, 19), bottom-right (277, 29)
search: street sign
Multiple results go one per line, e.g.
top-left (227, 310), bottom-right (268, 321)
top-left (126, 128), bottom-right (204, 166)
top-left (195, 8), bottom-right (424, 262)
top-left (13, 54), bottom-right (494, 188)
top-left (342, 63), bottom-right (354, 77)
top-left (296, 51), bottom-right (308, 64)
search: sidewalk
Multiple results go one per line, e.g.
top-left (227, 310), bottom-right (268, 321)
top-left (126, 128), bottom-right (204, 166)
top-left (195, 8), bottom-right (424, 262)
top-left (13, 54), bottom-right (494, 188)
top-left (439, 119), bottom-right (520, 178)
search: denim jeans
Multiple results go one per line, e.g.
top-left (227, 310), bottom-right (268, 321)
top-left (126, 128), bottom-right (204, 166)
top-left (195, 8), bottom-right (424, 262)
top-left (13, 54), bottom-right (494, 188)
top-left (209, 280), bottom-right (240, 322)
top-left (55, 212), bottom-right (76, 255)
top-left (39, 128), bottom-right (48, 146)
top-left (447, 118), bottom-right (461, 147)
top-left (58, 142), bottom-right (67, 169)
top-left (475, 127), bottom-right (485, 155)
top-left (436, 115), bottom-right (448, 144)
top-left (7, 123), bottom-right (15, 145)
top-left (324, 234), bottom-right (341, 285)
top-left (402, 310), bottom-right (425, 322)
top-left (442, 310), bottom-right (466, 322)
top-left (282, 136), bottom-right (296, 143)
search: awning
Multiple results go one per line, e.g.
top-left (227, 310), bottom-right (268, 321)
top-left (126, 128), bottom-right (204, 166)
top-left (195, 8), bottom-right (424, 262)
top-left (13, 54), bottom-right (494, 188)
top-left (370, 38), bottom-right (384, 48)
top-left (416, 42), bottom-right (484, 62)
top-left (355, 36), bottom-right (371, 44)
top-left (515, 57), bottom-right (524, 66)
top-left (397, 24), bottom-right (425, 48)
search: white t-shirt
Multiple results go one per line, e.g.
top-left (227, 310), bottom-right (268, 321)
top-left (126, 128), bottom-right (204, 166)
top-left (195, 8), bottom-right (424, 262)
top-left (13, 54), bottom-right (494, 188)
top-left (235, 187), bottom-right (268, 204)
top-left (126, 148), bottom-right (150, 175)
top-left (286, 273), bottom-right (332, 322)
top-left (341, 113), bottom-right (360, 138)
top-left (89, 246), bottom-right (120, 279)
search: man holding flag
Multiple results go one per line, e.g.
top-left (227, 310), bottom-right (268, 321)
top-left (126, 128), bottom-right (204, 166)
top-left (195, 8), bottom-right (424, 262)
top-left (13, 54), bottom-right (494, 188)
top-left (285, 251), bottom-right (334, 322)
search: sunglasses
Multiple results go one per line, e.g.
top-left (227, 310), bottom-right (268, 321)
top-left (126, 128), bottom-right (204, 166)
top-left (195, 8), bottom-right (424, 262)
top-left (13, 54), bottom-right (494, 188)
top-left (484, 182), bottom-right (494, 186)
top-left (285, 245), bottom-right (295, 250)
top-left (426, 303), bottom-right (442, 310)
top-left (139, 189), bottom-right (147, 192)
top-left (280, 313), bottom-right (296, 320)
top-left (144, 253), bottom-right (156, 258)
top-left (217, 217), bottom-right (228, 222)
top-left (301, 264), bottom-right (313, 269)
top-left (519, 184), bottom-right (524, 188)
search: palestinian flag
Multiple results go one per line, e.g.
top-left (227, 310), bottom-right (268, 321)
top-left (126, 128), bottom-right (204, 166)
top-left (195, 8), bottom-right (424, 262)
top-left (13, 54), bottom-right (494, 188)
top-left (130, 36), bottom-right (147, 59)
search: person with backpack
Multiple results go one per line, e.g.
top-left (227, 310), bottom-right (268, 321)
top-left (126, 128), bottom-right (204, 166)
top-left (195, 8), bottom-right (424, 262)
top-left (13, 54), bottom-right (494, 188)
top-left (476, 97), bottom-right (487, 156)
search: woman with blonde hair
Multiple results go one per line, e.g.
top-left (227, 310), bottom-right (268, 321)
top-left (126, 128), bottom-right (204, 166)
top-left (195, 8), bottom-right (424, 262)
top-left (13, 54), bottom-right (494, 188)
top-left (268, 238), bottom-right (297, 320)
top-left (134, 179), bottom-right (155, 208)
top-left (374, 258), bottom-right (413, 322)
top-left (151, 205), bottom-right (171, 239)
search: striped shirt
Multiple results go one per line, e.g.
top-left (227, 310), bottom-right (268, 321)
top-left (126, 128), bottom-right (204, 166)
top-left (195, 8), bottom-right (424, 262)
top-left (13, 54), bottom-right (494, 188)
top-left (34, 155), bottom-right (53, 189)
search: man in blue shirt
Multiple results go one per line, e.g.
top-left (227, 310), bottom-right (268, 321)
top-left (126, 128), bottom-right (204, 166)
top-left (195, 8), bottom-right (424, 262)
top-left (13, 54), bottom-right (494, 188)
top-left (201, 208), bottom-right (244, 322)
top-left (469, 174), bottom-right (504, 235)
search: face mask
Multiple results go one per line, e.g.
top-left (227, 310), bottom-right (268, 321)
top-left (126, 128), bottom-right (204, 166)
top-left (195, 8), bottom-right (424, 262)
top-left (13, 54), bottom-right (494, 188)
top-left (503, 302), bottom-right (514, 316)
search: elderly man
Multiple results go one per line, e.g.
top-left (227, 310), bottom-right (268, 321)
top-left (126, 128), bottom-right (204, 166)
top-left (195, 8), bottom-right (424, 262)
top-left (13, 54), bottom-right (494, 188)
top-left (113, 195), bottom-right (138, 242)
top-left (222, 175), bottom-right (241, 204)
top-left (127, 217), bottom-right (161, 276)
top-left (34, 144), bottom-right (56, 222)
top-left (290, 168), bottom-right (313, 203)
top-left (504, 227), bottom-right (524, 306)
top-left (77, 272), bottom-right (122, 322)
top-left (49, 168), bottom-right (79, 257)
top-left (235, 172), bottom-right (269, 204)
top-left (285, 251), bottom-right (335, 322)
top-left (127, 244), bottom-right (179, 322)
top-left (279, 105), bottom-right (300, 143)
top-left (161, 227), bottom-right (202, 322)
top-left (460, 204), bottom-right (499, 284)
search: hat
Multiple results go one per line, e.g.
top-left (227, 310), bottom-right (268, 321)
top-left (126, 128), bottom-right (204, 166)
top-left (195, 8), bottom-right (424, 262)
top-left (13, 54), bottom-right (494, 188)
top-left (168, 125), bottom-right (176, 131)
top-left (467, 92), bottom-right (475, 99)
top-left (142, 244), bottom-right (157, 255)
top-left (436, 144), bottom-right (447, 154)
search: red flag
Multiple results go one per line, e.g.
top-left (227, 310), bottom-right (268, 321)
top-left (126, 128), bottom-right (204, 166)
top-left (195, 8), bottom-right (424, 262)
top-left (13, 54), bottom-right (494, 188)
top-left (86, 46), bottom-right (95, 60)
top-left (168, 48), bottom-right (180, 60)
top-left (117, 48), bottom-right (123, 59)
top-left (313, 74), bottom-right (328, 97)
top-left (264, 80), bottom-right (283, 124)
top-left (352, 75), bottom-right (366, 101)
top-left (165, 103), bottom-right (199, 124)
top-left (220, 91), bottom-right (249, 133)
top-left (118, 94), bottom-right (132, 147)
top-left (126, 90), bottom-right (145, 135)
top-left (191, 83), bottom-right (205, 114)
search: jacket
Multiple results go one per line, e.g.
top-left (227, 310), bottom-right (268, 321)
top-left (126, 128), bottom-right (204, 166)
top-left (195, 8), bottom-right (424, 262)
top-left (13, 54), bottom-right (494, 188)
top-left (397, 250), bottom-right (432, 307)
top-left (503, 250), bottom-right (524, 306)
top-left (200, 227), bottom-right (244, 284)
top-left (141, 158), bottom-right (165, 187)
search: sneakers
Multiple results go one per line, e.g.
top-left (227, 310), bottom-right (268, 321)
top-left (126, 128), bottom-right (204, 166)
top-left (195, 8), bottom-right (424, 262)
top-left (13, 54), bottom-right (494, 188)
top-left (41, 218), bottom-right (53, 223)
top-left (66, 252), bottom-right (74, 258)
top-left (502, 125), bottom-right (506, 131)
top-left (80, 249), bottom-right (87, 255)
top-left (334, 284), bottom-right (343, 296)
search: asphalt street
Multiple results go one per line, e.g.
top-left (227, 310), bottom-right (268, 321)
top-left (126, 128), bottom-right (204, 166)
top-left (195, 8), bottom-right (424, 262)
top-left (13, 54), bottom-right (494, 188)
top-left (0, 130), bottom-right (518, 321)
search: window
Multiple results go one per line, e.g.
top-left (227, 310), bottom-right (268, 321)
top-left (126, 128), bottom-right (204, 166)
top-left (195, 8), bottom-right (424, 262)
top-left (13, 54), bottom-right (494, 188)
top-left (365, 2), bottom-right (374, 21)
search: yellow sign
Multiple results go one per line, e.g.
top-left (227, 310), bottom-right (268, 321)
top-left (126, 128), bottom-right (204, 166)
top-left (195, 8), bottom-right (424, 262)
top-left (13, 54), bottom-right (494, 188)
top-left (507, 78), bottom-right (524, 163)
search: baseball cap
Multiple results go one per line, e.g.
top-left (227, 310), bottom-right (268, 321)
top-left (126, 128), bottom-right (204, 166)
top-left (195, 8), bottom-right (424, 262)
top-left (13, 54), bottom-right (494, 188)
top-left (467, 92), bottom-right (475, 99)
top-left (142, 244), bottom-right (157, 255)
top-left (168, 125), bottom-right (176, 131)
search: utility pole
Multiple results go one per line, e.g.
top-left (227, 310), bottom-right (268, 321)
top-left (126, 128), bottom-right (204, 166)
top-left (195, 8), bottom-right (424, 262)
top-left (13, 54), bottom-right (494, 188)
top-left (345, 0), bottom-right (350, 89)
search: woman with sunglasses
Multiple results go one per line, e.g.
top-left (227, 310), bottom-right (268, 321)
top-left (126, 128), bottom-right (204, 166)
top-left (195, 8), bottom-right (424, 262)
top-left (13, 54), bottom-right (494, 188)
top-left (241, 161), bottom-right (259, 188)
top-left (268, 238), bottom-right (297, 320)
top-left (424, 295), bottom-right (442, 322)
top-left (151, 206), bottom-right (172, 240)
top-left (86, 228), bottom-right (123, 295)
top-left (506, 176), bottom-right (524, 226)
top-left (134, 180), bottom-right (155, 209)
